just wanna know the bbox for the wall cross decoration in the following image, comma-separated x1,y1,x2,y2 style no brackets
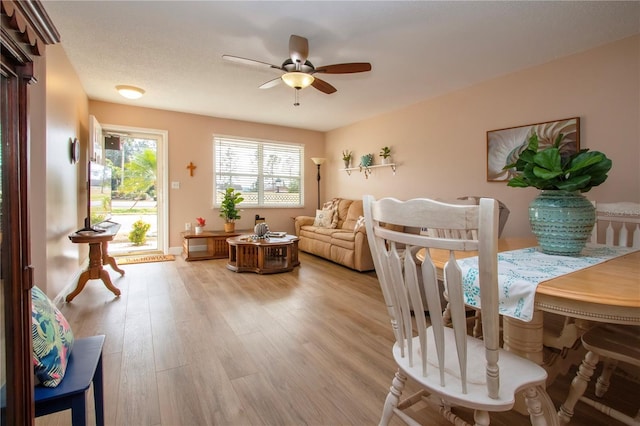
186,162,197,177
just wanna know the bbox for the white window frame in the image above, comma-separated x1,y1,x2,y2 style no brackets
213,135,305,208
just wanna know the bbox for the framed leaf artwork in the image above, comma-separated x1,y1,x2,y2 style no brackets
486,117,580,182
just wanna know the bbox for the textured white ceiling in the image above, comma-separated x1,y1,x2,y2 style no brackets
42,1,640,132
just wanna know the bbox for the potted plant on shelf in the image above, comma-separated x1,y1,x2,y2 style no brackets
342,150,353,168
504,132,612,256
195,217,206,235
379,146,392,165
219,187,244,233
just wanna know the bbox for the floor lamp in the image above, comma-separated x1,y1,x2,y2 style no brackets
311,157,326,209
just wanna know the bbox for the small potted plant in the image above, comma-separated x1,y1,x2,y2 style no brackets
195,217,206,234
379,146,392,165
219,187,244,233
342,150,353,168
504,132,612,255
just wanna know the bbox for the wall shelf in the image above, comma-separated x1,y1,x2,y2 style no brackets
341,163,396,179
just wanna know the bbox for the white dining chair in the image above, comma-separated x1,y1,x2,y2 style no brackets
558,202,640,425
590,202,640,248
364,196,553,426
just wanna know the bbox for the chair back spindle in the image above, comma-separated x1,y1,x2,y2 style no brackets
591,202,640,248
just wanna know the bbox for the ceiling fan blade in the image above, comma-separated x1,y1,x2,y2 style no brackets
311,77,337,94
289,35,309,67
259,77,283,89
315,62,372,74
222,54,282,70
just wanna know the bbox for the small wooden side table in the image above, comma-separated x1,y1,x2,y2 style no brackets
67,225,124,302
226,235,299,274
181,229,247,261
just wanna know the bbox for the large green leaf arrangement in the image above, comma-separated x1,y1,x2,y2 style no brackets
504,133,612,193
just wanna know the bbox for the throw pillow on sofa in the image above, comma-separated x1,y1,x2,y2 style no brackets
32,286,75,387
330,209,339,228
313,209,334,228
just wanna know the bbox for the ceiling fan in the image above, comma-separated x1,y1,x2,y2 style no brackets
222,34,372,105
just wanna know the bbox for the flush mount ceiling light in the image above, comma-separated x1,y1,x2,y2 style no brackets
116,85,145,99
281,72,315,89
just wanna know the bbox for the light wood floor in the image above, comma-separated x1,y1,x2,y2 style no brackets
36,252,637,426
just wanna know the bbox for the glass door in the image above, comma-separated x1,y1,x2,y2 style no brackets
101,125,167,256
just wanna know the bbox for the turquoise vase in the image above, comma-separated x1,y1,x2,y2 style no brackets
529,190,595,256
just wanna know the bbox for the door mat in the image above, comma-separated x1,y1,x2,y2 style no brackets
116,254,175,265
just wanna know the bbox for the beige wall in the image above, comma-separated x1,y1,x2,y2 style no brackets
88,102,325,249
39,34,638,299
43,44,90,297
325,35,640,237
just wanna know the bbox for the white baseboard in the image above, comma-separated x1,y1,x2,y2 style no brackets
53,258,88,308
168,246,183,255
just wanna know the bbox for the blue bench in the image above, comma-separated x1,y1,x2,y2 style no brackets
2,335,105,426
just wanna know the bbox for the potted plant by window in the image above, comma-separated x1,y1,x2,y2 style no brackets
342,150,353,168
219,187,244,233
504,132,612,256
379,146,392,165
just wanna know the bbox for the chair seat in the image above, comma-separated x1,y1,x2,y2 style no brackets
395,327,547,411
34,335,106,425
582,324,640,367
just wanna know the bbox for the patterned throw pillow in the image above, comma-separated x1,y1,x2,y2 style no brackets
353,215,366,233
322,197,341,211
330,208,339,229
32,286,74,387
313,209,334,228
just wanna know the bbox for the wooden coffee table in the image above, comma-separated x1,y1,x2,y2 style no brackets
226,235,299,274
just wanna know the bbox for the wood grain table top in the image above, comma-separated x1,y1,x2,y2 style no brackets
426,238,640,309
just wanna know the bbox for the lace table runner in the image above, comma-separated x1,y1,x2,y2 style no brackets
456,244,638,322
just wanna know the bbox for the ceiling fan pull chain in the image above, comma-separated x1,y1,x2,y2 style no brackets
294,88,300,107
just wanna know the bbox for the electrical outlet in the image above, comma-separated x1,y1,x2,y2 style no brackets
171,181,180,189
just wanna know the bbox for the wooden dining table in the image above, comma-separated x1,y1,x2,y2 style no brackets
426,238,640,369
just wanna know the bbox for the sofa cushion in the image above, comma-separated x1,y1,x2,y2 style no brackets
299,234,332,259
331,232,356,250
331,245,355,268
342,200,364,231
300,227,331,242
314,227,344,236
299,226,346,240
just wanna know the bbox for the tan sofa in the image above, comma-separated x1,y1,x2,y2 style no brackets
294,199,374,272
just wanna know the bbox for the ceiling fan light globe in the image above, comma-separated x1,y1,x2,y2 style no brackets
281,72,314,89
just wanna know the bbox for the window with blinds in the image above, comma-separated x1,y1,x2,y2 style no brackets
214,136,304,207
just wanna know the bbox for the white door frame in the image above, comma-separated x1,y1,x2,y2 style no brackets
102,123,169,254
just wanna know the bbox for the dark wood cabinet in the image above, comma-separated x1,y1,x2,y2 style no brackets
1,2,59,424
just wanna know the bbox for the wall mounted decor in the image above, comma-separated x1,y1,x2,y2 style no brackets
360,153,374,168
486,117,580,182
186,161,197,176
69,137,80,164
